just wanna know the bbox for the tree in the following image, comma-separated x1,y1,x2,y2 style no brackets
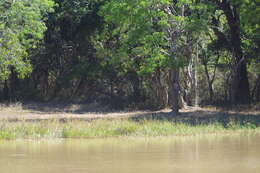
0,0,54,80
205,0,259,104
0,0,257,109
94,0,208,114
29,0,105,100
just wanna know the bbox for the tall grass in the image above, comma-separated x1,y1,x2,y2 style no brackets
0,119,259,140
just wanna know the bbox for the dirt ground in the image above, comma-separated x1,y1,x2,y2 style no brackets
0,102,259,122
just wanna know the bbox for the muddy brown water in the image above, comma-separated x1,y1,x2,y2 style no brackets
0,134,260,173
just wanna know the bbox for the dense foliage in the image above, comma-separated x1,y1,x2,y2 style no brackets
0,0,54,79
0,0,259,112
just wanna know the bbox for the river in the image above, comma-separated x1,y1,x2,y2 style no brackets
0,133,260,173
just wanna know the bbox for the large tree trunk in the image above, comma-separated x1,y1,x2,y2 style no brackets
165,3,184,114
230,61,250,104
218,0,250,104
170,69,180,114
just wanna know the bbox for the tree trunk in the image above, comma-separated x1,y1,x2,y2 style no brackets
230,62,250,104
128,72,142,103
3,80,9,101
253,74,260,102
187,59,193,105
201,51,219,104
194,44,200,106
218,0,250,104
10,68,19,101
170,69,180,115
224,73,232,103
202,61,214,102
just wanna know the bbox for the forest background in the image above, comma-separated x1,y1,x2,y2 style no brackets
0,0,259,114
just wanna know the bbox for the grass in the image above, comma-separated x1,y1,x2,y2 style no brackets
0,118,260,140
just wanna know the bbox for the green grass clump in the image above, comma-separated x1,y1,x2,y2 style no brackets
0,130,16,140
0,119,259,140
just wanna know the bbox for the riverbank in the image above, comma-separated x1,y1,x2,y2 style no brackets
1,119,260,140
0,103,259,140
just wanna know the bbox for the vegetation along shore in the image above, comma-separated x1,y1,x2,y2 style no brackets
1,104,259,140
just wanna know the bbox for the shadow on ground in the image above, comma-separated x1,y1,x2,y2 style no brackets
130,110,260,127
20,102,115,113
1,102,260,127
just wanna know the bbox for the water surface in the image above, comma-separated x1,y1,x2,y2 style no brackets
1,134,260,173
